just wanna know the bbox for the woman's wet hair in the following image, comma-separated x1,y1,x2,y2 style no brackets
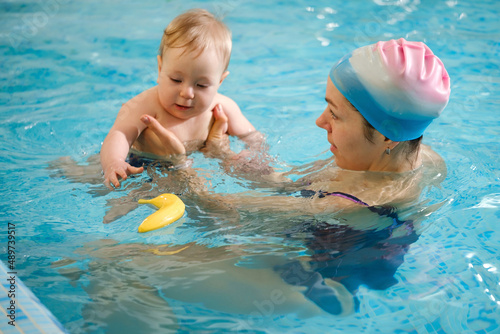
362,117,422,160
346,99,422,163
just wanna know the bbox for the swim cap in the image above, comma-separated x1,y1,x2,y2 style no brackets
330,38,450,141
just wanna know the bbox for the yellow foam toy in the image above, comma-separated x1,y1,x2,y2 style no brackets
137,194,185,233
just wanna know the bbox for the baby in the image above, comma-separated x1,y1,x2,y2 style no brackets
100,9,256,189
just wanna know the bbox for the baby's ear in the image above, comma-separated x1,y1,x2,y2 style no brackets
219,71,229,85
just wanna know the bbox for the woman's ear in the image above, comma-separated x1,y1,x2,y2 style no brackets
157,55,163,84
219,71,230,85
384,137,400,151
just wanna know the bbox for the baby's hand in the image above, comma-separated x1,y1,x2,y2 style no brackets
104,161,143,190
141,115,186,155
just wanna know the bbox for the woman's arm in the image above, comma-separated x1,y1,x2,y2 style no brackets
190,187,362,218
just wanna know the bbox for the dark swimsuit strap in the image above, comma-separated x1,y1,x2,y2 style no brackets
316,191,369,206
312,190,410,229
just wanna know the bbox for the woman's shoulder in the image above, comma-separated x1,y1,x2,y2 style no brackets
420,144,447,185
306,151,443,209
358,144,447,206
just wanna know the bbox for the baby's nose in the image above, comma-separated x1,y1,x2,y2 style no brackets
180,85,194,99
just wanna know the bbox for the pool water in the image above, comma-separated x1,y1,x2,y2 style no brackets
1,0,499,333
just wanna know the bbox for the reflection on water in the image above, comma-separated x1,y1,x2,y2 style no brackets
50,198,437,332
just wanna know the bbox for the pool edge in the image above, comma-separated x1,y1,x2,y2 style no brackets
1,260,68,334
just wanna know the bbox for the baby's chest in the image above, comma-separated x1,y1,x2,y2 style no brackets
167,110,213,140
166,120,211,142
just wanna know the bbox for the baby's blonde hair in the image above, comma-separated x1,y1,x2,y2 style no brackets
158,9,232,72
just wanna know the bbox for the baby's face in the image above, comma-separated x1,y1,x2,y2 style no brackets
156,46,227,120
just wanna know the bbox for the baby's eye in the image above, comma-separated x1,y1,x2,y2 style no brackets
197,83,209,88
170,78,182,83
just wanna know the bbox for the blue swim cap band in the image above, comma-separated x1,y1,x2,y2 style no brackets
329,53,432,142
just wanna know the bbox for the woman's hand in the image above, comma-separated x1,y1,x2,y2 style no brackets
140,115,186,155
202,104,235,159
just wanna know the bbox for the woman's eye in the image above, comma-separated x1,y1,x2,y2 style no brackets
330,110,338,119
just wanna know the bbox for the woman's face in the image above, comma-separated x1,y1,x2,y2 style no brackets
316,78,387,171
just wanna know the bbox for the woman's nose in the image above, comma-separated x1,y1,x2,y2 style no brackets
180,84,194,99
316,110,327,129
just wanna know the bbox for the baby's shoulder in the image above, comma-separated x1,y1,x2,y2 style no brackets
123,87,160,114
213,93,241,115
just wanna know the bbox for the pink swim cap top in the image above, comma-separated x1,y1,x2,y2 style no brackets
330,38,450,141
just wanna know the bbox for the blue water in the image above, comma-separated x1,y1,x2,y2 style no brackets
1,0,499,333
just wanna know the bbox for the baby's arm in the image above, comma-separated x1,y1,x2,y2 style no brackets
205,103,285,185
216,94,255,136
216,94,265,152
100,100,148,189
